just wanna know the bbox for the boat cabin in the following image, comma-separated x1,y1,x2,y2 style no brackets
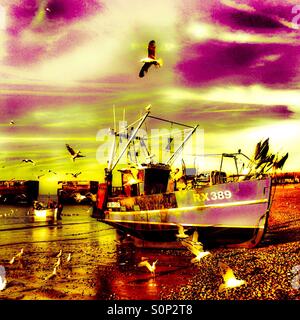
116,163,171,197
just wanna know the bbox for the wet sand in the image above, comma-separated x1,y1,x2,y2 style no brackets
0,185,300,300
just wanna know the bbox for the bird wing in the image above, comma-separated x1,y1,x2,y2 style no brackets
219,262,234,281
223,267,236,283
139,62,153,78
187,244,202,257
145,261,152,270
76,154,85,158
138,260,148,267
192,231,199,243
177,224,184,234
66,144,76,155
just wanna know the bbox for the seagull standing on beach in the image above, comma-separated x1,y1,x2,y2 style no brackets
16,248,24,259
66,253,72,263
9,248,24,264
218,262,246,292
66,144,85,162
56,250,62,258
9,256,15,264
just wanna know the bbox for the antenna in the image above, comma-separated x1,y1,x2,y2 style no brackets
113,105,116,132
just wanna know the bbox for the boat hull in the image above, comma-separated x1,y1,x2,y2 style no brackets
101,178,272,248
33,208,58,222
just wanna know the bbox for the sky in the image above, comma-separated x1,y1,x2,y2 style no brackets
0,0,300,194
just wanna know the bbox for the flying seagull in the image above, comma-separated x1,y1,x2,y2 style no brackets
47,170,57,175
176,224,189,239
139,40,163,78
9,248,24,264
9,120,15,125
66,172,82,178
138,259,158,276
66,144,85,162
181,235,211,263
72,193,87,203
21,159,35,164
218,262,246,292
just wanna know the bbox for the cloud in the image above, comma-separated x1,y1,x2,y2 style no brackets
175,40,300,87
214,0,298,32
2,0,180,84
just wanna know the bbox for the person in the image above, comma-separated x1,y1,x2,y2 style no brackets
57,202,63,220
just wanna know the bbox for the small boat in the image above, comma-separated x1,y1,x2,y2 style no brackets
31,201,58,221
93,108,273,248
33,208,58,221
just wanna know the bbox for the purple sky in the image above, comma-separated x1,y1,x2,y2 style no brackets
0,0,299,192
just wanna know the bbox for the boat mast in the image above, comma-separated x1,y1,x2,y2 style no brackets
106,106,151,175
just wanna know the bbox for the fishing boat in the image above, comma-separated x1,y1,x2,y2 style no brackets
93,107,273,248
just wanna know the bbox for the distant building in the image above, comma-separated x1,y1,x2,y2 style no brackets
0,180,39,205
272,172,300,185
